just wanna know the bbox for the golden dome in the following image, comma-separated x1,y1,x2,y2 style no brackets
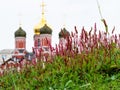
34,17,47,35
34,1,47,35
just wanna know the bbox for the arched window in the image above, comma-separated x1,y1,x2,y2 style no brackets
38,39,40,47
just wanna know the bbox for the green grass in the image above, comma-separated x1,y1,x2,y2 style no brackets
0,47,120,90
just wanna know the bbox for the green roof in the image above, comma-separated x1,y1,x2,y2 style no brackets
40,24,52,34
59,28,70,38
15,27,26,37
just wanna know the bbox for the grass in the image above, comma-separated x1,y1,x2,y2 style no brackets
0,48,120,89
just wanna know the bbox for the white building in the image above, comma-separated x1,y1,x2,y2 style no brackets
0,49,14,65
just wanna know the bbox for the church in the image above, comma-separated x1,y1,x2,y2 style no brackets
0,1,69,64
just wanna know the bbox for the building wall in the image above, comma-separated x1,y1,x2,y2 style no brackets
33,34,52,59
15,37,26,49
34,34,40,48
59,37,67,49
40,34,52,46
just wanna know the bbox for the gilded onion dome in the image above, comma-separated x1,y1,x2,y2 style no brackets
34,1,47,35
59,28,70,38
15,27,26,37
34,17,47,35
40,24,52,34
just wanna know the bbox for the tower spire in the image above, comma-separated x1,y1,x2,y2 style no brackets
34,0,47,34
41,0,45,18
18,13,22,27
40,0,47,25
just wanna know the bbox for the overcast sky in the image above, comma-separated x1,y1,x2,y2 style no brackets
0,0,120,51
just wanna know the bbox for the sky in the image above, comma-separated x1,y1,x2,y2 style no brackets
0,0,120,52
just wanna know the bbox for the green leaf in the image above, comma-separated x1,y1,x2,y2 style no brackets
65,80,72,87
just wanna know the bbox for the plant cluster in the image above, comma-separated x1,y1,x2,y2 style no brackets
55,23,120,75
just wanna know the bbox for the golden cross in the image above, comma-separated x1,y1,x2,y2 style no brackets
41,1,46,16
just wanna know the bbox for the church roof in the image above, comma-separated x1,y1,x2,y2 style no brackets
59,28,70,38
0,49,14,54
34,17,47,35
40,24,52,34
34,1,47,35
15,27,26,37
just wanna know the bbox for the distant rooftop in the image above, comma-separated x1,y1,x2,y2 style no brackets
0,49,14,54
